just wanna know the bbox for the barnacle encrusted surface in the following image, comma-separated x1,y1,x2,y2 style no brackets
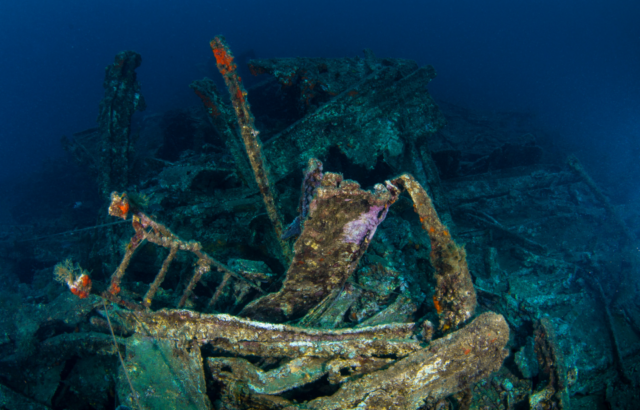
207,312,509,410
390,174,477,330
116,308,421,359
240,172,398,322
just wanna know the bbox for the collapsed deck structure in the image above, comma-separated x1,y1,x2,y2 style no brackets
0,36,639,410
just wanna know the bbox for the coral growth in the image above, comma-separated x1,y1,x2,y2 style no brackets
53,259,92,299
209,35,291,263
103,191,263,309
390,174,477,331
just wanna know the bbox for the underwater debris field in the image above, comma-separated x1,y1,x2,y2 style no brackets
0,37,639,410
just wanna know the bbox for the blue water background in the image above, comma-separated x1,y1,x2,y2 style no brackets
1,0,639,200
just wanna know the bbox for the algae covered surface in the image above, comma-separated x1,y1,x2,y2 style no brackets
1,37,639,410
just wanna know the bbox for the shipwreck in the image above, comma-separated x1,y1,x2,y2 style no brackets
0,35,639,410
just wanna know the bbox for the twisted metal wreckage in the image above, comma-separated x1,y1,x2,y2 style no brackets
92,37,509,409
25,35,596,409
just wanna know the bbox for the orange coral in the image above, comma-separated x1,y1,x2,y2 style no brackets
54,259,92,299
109,282,121,295
118,202,130,216
70,286,89,299
108,192,130,220
235,87,245,104
211,41,236,76
433,295,443,314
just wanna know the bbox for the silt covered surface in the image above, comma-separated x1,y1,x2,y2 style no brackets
0,45,639,410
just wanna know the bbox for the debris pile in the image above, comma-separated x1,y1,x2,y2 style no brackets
0,35,639,410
